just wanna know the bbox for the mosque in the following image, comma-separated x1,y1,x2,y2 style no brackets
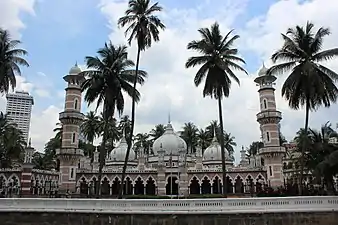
51,63,286,197
0,63,289,197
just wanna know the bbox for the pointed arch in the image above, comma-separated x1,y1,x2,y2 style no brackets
112,176,121,182
234,174,244,181
8,174,20,186
89,175,98,182
210,174,222,183
124,175,133,184
189,176,201,183
134,175,145,184
77,175,88,186
202,175,211,181
101,175,111,183
244,174,254,181
145,175,157,186
255,173,266,182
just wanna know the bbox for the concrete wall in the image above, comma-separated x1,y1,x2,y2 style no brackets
1,212,337,225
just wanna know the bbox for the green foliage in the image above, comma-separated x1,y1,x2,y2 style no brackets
0,112,26,168
0,28,29,94
293,122,338,193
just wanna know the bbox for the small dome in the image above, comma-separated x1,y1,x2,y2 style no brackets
152,123,187,155
109,137,135,161
203,136,230,161
258,63,268,76
69,63,82,75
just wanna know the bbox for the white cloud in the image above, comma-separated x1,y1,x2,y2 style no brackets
30,105,62,152
97,0,338,162
34,89,50,98
0,0,36,38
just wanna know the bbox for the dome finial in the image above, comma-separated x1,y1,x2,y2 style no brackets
75,61,78,67
212,127,218,143
168,112,171,124
28,138,31,147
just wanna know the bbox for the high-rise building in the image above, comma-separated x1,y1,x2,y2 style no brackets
6,91,34,143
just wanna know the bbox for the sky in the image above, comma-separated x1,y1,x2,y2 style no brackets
1,0,338,161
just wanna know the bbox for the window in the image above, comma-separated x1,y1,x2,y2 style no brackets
269,166,273,177
72,133,76,143
74,99,78,110
263,99,267,109
266,132,270,142
70,168,74,179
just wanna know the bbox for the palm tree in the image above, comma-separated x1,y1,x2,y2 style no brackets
81,111,100,144
0,112,26,168
0,28,29,94
206,120,221,141
118,0,165,199
81,43,147,197
197,129,209,153
268,22,338,193
149,124,165,140
134,133,151,154
180,122,199,154
104,117,121,153
223,132,236,158
186,22,247,196
247,141,264,157
118,115,132,141
53,123,62,144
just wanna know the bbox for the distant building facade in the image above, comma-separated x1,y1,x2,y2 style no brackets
6,91,34,143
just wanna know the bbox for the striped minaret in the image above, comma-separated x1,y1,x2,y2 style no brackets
21,139,35,196
56,63,85,193
254,64,286,187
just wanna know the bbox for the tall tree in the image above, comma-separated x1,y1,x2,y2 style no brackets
268,22,338,193
180,122,199,154
0,112,26,168
134,133,151,154
81,43,146,197
197,129,209,153
118,0,165,199
149,124,165,140
81,111,100,144
0,28,29,94
186,22,247,196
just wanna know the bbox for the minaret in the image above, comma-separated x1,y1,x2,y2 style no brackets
56,63,85,192
254,64,285,187
21,138,35,196
239,146,249,167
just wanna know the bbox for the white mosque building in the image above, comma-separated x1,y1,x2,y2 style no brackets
55,63,286,196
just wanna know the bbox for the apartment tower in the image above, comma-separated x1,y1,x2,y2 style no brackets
6,91,34,143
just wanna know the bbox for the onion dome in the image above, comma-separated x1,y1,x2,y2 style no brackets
258,63,268,76
69,62,82,75
152,123,187,155
108,136,135,161
203,134,230,161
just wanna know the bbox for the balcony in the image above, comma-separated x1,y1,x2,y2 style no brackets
56,148,84,156
258,146,285,155
256,110,282,121
59,111,84,121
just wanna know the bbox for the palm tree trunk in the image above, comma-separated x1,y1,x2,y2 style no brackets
299,97,310,195
217,96,227,197
118,47,141,199
97,111,109,198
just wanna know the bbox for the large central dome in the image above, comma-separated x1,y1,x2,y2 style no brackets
152,123,187,155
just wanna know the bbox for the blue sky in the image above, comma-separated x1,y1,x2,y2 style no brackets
1,0,338,158
19,0,274,110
